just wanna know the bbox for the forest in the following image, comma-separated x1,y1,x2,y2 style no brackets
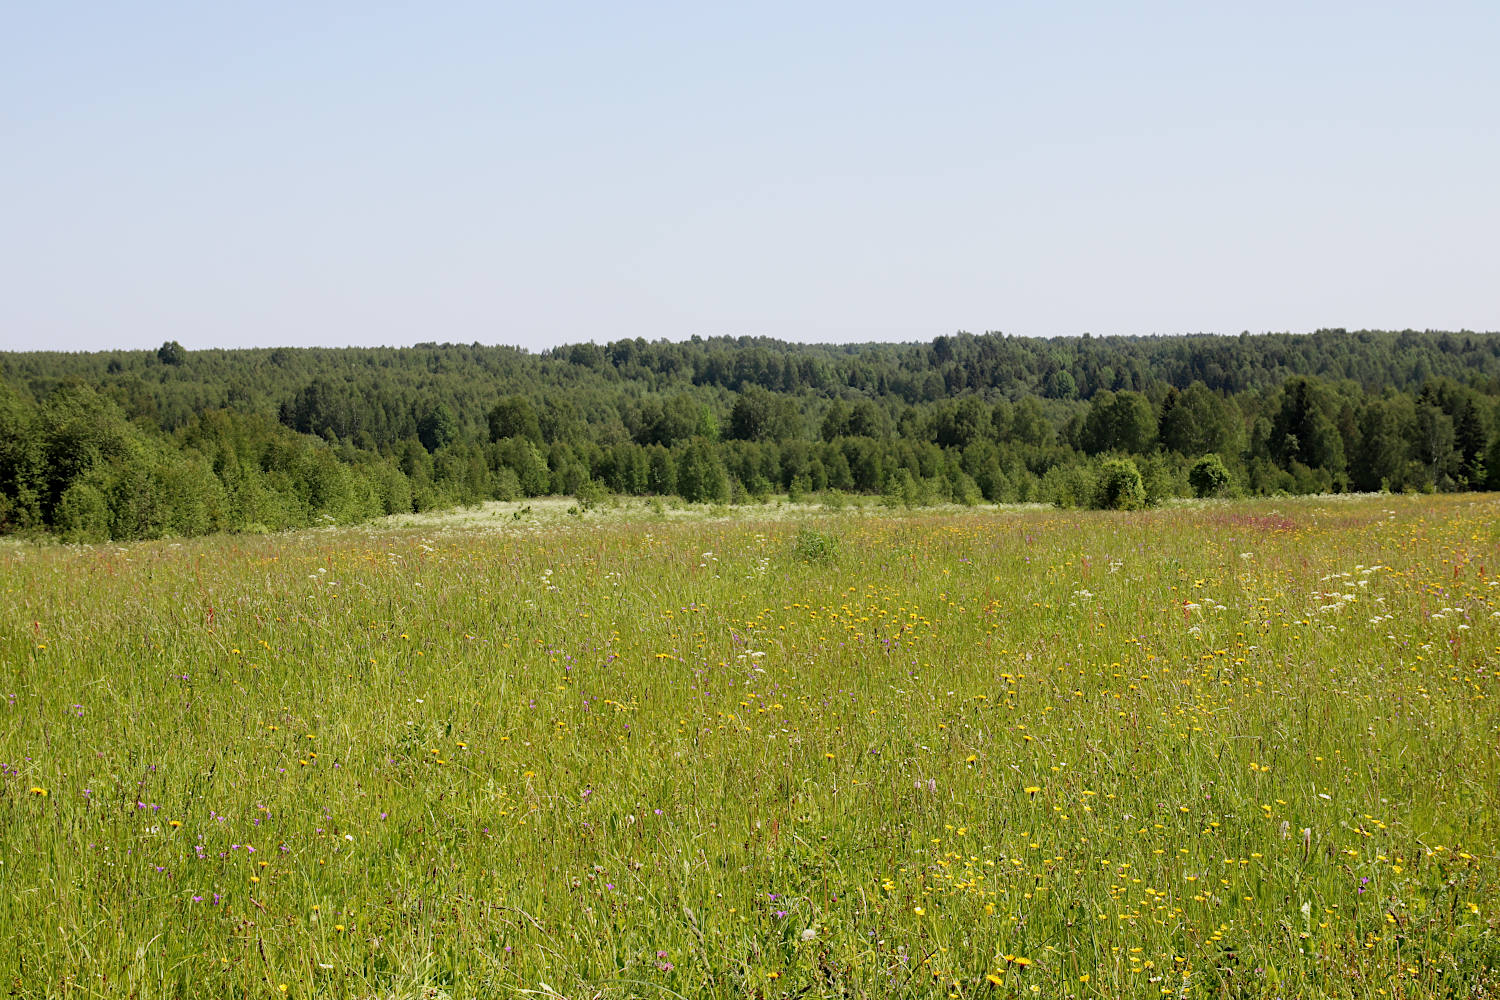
1,328,1497,541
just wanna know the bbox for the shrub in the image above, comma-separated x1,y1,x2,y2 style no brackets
1094,458,1147,510
575,478,608,511
1188,453,1233,498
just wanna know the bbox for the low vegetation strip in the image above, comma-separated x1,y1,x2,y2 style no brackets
1,494,1496,997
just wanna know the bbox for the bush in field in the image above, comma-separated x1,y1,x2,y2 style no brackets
1094,457,1146,510
1189,453,1233,498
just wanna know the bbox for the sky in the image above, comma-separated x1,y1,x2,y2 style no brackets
3,2,1498,353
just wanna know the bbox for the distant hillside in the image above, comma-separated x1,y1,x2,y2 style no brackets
2,329,1497,540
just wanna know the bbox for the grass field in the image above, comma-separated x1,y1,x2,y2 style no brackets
2,494,1497,998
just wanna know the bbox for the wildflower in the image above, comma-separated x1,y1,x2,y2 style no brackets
1024,786,1041,797
27,787,47,797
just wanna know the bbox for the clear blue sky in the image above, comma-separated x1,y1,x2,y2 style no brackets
4,2,1497,352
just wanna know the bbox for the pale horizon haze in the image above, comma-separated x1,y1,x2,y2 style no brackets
3,2,1497,353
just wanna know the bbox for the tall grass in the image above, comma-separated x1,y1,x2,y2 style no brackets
1,494,1496,998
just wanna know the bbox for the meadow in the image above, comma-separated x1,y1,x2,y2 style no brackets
1,494,1497,999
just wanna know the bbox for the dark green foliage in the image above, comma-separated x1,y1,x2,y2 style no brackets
1189,454,1233,498
729,386,801,441
1045,369,1077,399
1268,378,1346,479
630,395,702,447
933,396,993,448
675,438,728,504
880,468,918,508
1415,379,1489,488
487,395,542,445
1041,464,1097,509
1159,383,1242,457
417,402,457,452
1008,397,1053,448
493,437,550,496
1081,391,1157,455
1411,403,1458,489
54,481,110,542
1350,398,1410,492
0,381,43,531
1138,452,1187,505
646,446,677,496
1094,458,1147,510
3,329,1500,539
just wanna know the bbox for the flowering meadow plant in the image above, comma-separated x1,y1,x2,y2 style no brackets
1,493,1496,997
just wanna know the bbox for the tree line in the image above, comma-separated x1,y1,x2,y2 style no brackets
1,329,1497,540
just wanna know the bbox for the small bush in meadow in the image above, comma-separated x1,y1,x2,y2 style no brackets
1093,457,1147,509
1189,452,1233,498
